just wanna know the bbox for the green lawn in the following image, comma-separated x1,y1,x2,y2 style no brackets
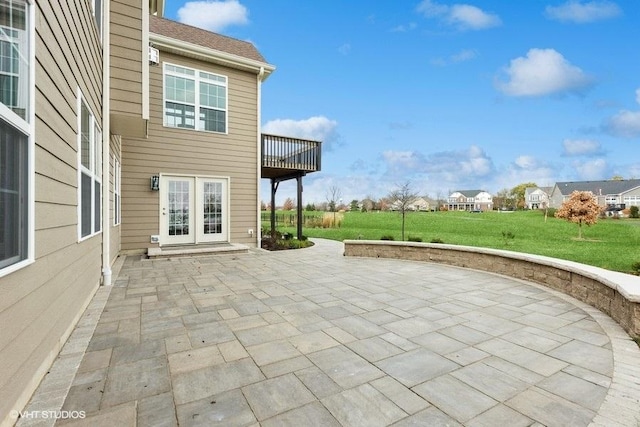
273,210,640,273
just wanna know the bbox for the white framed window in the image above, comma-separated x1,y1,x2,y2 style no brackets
163,63,227,133
623,196,640,206
91,0,102,38
78,91,102,239
1,0,32,275
113,157,120,225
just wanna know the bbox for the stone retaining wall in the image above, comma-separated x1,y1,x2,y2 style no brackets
344,240,640,338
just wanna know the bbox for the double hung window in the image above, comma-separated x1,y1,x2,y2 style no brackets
0,0,31,273
113,157,120,225
164,63,227,133
78,94,102,238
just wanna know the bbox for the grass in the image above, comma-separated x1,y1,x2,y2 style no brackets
274,210,640,273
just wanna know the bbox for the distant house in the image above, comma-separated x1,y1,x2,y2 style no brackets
549,180,640,213
525,186,552,209
389,196,433,212
447,190,493,211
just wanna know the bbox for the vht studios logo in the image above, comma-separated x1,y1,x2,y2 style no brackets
10,410,86,420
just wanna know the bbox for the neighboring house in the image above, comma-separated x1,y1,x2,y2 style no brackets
390,197,430,211
447,190,493,211
525,186,552,210
549,180,640,212
0,2,317,424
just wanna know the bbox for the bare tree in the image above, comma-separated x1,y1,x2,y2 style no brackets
555,191,601,239
326,186,342,212
388,181,419,241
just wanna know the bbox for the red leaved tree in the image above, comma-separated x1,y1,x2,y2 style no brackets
554,191,601,239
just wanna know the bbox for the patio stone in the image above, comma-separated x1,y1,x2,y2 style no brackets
242,373,315,421
307,345,384,388
176,389,255,427
260,401,340,427
172,358,264,405
506,387,595,426
413,374,498,423
20,238,640,427
375,348,459,387
321,383,407,427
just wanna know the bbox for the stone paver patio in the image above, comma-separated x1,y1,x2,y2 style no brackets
16,239,640,426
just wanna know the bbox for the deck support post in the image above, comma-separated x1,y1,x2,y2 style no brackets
296,175,303,240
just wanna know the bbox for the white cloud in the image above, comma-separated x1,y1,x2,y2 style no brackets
545,1,621,23
562,139,603,156
338,43,351,56
262,116,340,151
177,0,249,32
604,110,640,138
431,49,478,67
416,0,501,31
574,158,608,180
493,155,557,190
495,48,594,97
390,22,418,32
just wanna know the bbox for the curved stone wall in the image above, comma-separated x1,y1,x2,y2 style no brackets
344,240,640,338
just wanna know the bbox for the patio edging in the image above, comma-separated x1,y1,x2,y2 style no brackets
343,240,640,338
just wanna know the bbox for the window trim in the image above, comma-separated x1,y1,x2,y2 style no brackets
162,62,228,134
91,0,102,40
77,88,102,241
113,156,121,225
0,0,34,278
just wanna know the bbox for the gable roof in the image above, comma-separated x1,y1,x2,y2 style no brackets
453,190,487,198
555,179,640,196
525,186,552,197
149,16,275,76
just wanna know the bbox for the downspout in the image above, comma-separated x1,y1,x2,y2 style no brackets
101,0,111,286
256,66,264,247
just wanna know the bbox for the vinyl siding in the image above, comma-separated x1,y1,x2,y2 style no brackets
110,0,143,117
0,0,104,423
121,51,259,251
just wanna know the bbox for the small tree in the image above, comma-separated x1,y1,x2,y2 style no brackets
282,197,294,211
555,191,601,239
388,181,418,241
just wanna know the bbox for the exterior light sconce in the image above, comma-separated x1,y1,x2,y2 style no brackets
151,175,160,191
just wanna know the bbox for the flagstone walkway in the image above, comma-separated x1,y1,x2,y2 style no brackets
16,239,640,426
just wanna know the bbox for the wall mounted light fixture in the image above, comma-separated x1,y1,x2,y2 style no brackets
151,175,160,191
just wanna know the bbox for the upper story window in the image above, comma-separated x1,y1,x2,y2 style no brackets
78,92,102,239
163,63,227,133
0,0,31,274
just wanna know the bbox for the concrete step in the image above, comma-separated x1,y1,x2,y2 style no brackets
147,243,249,259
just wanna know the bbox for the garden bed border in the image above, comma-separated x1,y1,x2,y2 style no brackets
343,240,640,338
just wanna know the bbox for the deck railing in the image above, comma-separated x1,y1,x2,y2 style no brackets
261,133,321,172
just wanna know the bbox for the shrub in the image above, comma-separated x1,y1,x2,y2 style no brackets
322,212,344,228
501,230,515,245
430,238,444,243
380,235,395,241
630,206,639,218
545,208,557,217
407,236,422,242
632,261,640,276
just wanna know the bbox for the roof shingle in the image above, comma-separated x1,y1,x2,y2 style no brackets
150,16,267,63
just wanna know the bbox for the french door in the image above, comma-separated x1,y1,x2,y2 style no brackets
160,175,228,245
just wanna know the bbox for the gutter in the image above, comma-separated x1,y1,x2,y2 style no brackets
101,0,111,286
256,66,265,248
149,33,275,78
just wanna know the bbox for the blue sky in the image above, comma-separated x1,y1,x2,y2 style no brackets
164,0,640,204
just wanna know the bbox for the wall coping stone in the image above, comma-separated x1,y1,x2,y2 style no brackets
343,240,640,303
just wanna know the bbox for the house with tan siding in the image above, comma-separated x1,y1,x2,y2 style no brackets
0,1,317,425
549,179,640,212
